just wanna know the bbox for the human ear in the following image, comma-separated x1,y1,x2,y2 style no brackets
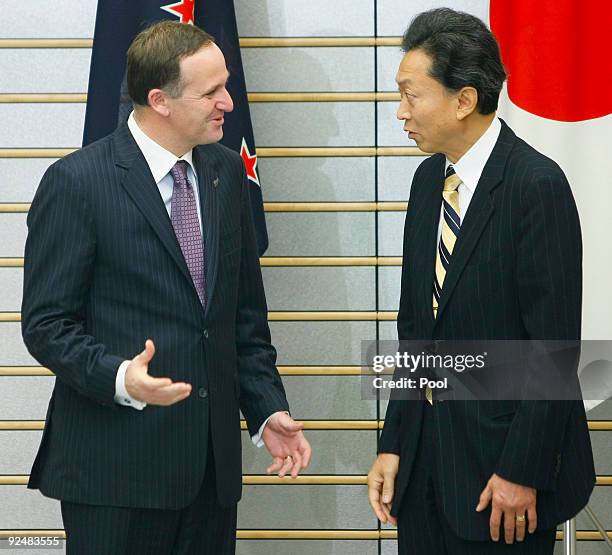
147,89,170,117
456,87,478,120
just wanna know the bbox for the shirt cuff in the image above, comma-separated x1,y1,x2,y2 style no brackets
251,411,289,448
114,360,146,410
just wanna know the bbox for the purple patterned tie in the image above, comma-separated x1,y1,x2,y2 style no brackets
170,161,206,306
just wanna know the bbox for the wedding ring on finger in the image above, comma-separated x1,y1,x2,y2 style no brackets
515,514,526,523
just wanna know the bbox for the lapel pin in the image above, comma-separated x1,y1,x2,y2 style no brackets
213,177,219,188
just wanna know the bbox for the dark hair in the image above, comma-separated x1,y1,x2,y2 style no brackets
401,8,507,114
127,21,214,106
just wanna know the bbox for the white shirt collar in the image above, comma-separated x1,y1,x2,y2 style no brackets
127,111,195,184
446,117,502,194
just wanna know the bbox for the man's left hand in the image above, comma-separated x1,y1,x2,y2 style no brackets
262,412,312,478
476,473,537,543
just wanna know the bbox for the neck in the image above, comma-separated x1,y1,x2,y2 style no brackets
133,109,190,158
445,113,496,164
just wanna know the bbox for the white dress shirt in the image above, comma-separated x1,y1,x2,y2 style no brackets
114,112,270,446
437,117,502,240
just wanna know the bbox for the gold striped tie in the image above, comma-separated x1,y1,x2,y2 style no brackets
427,165,461,404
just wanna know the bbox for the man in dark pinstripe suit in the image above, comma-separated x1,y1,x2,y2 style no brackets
367,9,595,554
21,21,310,554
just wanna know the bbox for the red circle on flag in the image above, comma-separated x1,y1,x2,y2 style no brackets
490,0,611,122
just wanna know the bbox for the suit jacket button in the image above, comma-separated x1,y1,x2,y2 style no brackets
203,329,209,339
198,387,208,399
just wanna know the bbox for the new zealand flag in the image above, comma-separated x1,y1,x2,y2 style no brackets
83,0,268,254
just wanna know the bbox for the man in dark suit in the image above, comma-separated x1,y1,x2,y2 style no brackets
367,8,595,554
21,21,311,554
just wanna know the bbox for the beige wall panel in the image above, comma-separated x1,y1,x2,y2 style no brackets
377,156,427,201
588,400,612,420
280,376,376,420
263,267,375,311
377,211,404,256
0,104,85,148
250,102,374,147
376,0,489,36
243,47,374,92
237,485,374,529
0,213,27,257
238,540,378,555
259,157,375,202
236,0,373,37
0,377,55,420
0,268,22,311
378,266,401,312
0,323,38,365
0,431,42,475
0,486,63,529
270,321,376,365
377,101,416,147
0,0,96,38
242,430,377,476
376,46,404,92
265,212,375,256
0,159,56,202
0,50,91,94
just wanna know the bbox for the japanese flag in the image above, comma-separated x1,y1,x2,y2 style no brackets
489,0,611,340
489,0,611,409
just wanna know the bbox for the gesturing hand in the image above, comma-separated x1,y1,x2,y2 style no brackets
262,412,312,478
125,339,192,406
367,453,400,525
476,473,537,543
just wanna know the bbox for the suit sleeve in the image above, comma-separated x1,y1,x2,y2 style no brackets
378,166,422,455
495,167,582,491
21,161,123,406
234,163,289,435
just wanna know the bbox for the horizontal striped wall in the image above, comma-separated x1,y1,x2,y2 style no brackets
0,1,609,553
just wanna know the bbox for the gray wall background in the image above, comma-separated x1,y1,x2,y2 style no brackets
0,0,609,553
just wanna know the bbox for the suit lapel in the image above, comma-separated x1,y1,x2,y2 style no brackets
434,178,495,322
193,146,220,318
112,124,197,302
414,158,445,329
433,119,516,324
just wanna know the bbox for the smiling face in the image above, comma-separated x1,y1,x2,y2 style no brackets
395,48,462,156
165,43,234,149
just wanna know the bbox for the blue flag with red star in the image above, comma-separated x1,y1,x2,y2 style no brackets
83,0,268,254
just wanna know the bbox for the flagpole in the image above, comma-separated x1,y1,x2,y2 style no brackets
563,518,576,555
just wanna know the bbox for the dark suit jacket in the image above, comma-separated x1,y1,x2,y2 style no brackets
379,120,595,540
21,123,289,509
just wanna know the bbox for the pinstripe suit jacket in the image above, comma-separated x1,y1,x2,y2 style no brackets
379,120,595,540
21,123,289,509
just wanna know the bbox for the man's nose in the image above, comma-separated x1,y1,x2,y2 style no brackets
397,102,410,121
220,88,234,113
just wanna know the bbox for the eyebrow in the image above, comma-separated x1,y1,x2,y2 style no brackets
396,78,413,87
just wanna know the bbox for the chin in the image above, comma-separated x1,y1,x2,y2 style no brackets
415,139,431,152
211,128,224,142
200,130,223,145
